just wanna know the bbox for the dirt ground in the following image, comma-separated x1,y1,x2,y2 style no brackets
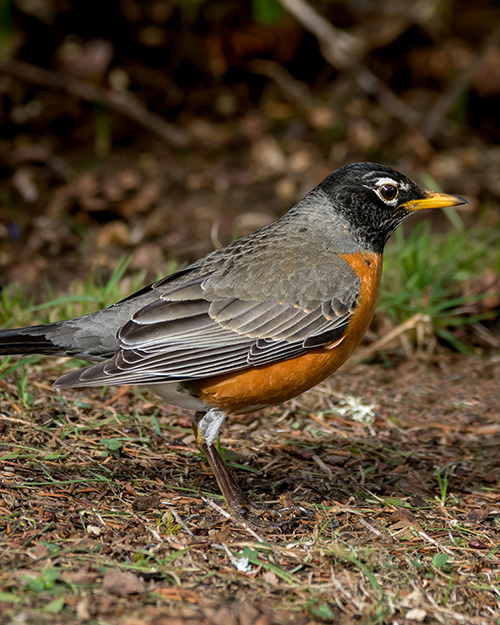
0,351,499,624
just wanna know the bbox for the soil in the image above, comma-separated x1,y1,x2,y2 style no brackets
0,353,499,624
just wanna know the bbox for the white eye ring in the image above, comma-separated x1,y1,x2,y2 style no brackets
378,183,399,202
363,175,407,205
366,177,400,205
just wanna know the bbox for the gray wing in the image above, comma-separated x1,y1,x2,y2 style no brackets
55,266,360,388
55,215,362,389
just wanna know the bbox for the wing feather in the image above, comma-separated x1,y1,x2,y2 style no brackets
55,257,361,388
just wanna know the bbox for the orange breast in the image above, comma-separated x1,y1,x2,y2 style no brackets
190,251,382,413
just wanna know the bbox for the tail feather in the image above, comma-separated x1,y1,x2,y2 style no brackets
0,324,66,356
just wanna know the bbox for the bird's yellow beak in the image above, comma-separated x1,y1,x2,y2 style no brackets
402,191,468,212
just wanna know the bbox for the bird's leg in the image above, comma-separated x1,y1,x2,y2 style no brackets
192,409,255,518
192,410,305,528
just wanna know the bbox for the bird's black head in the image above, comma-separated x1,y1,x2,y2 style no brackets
318,162,466,253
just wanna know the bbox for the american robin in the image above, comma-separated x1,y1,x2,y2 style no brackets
0,162,466,521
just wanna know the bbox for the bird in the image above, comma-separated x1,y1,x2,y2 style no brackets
0,162,466,523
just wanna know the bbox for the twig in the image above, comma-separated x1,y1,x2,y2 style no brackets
278,0,421,128
248,59,312,106
417,530,455,556
0,60,190,148
311,453,333,478
344,313,432,368
278,0,362,70
0,412,32,425
421,42,493,140
358,516,396,544
471,322,500,349
165,505,195,537
355,68,421,127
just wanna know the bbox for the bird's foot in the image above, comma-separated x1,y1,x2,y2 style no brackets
219,489,310,532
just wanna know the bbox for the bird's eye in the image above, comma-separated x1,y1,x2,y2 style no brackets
379,183,398,201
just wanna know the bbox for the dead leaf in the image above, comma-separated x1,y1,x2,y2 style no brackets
62,566,98,585
132,494,161,511
76,597,92,620
155,588,200,603
468,539,489,550
405,607,427,621
102,569,146,595
32,542,51,560
465,506,490,523
261,570,278,586
86,525,102,537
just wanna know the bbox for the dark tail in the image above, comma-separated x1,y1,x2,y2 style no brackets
0,324,66,356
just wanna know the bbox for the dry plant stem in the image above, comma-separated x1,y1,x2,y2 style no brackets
0,61,190,148
357,516,396,544
355,68,421,127
344,312,431,368
0,412,31,425
165,505,195,537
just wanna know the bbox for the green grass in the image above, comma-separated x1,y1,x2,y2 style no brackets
0,257,158,384
0,256,168,329
381,220,500,352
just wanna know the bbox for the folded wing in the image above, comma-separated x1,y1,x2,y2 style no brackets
55,268,359,388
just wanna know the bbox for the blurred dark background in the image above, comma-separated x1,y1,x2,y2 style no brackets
0,0,499,291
